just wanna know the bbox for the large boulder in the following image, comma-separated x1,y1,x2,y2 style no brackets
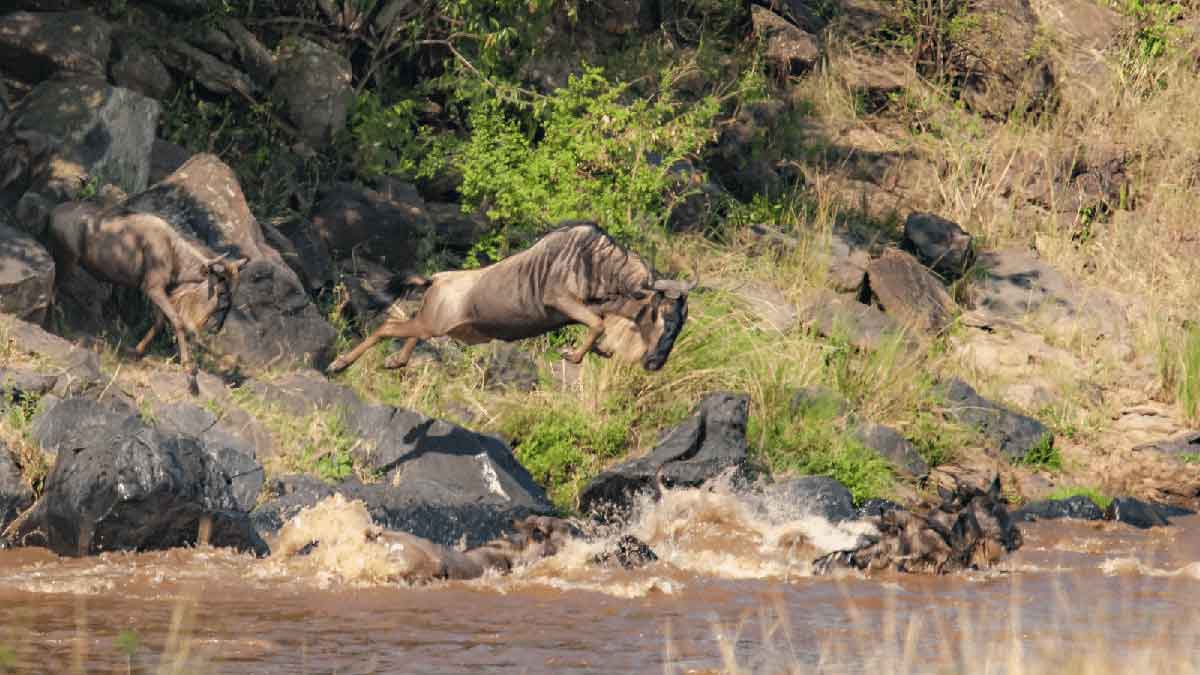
109,29,174,100
578,392,750,518
8,78,160,197
123,153,336,369
952,0,1055,119
758,476,856,524
157,39,257,98
8,397,268,556
310,181,432,270
0,441,34,533
798,289,910,352
0,221,54,324
939,378,1051,462
151,402,265,512
751,5,820,76
0,10,111,83
0,315,102,396
901,213,975,281
272,37,352,148
864,249,957,334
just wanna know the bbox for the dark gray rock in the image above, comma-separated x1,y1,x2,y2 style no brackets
276,219,333,291
151,402,264,512
760,476,856,523
484,345,539,392
1013,495,1104,522
427,202,489,253
902,212,975,281
0,315,102,396
12,398,267,556
0,221,54,324
0,441,33,532
311,181,432,270
1106,497,1170,529
939,378,1051,462
798,289,912,352
578,392,750,518
272,37,351,148
110,30,173,100
751,5,820,76
864,248,957,334
219,18,276,90
124,154,336,370
9,78,160,197
157,39,257,98
0,367,56,401
0,11,111,83
852,423,930,478
147,138,190,185
855,498,901,519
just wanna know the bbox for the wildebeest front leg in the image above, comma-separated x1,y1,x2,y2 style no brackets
383,337,419,369
548,296,605,364
145,286,199,394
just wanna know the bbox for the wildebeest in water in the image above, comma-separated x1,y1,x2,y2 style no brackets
814,476,1023,575
327,221,697,374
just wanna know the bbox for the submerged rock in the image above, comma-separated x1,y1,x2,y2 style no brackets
578,392,750,519
1013,495,1105,522
8,397,267,556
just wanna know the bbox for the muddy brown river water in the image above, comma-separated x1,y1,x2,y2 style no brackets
0,489,1197,674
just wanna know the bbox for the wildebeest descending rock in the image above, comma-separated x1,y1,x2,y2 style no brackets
327,221,696,373
813,476,1022,575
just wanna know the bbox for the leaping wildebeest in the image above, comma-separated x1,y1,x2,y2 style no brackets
47,202,248,394
327,221,697,374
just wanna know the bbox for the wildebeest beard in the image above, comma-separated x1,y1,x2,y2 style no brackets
643,296,688,371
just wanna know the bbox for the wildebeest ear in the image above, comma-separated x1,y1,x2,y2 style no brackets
232,257,249,272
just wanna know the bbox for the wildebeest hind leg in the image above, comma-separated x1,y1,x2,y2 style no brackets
134,312,165,357
327,316,429,373
383,337,419,369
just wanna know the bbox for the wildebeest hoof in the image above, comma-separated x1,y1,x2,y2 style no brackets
562,350,585,364
187,373,200,396
325,359,347,374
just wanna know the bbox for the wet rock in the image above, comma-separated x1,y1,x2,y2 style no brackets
0,441,33,532
0,221,54,324
855,498,901,519
0,11,111,83
901,213,975,281
579,392,750,518
939,378,1051,462
592,535,658,569
11,397,267,556
124,153,336,370
1013,495,1105,522
0,315,102,396
151,402,264,512
798,289,910,352
9,79,160,197
761,476,856,523
484,344,538,392
254,469,554,550
852,423,930,478
158,39,257,98
864,249,957,334
272,37,352,148
110,30,173,100
953,0,1055,119
1106,497,1170,529
311,181,432,270
751,5,820,76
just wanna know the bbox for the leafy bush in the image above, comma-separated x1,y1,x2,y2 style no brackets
453,66,720,246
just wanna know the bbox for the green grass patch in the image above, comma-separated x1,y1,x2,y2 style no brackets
229,391,364,483
1046,485,1112,510
1012,434,1062,471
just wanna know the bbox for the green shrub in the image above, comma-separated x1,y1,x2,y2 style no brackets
1012,434,1062,471
1177,324,1200,422
453,66,720,248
